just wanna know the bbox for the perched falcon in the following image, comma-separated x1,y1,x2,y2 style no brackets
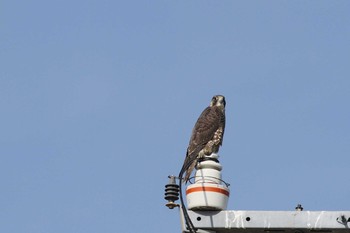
180,95,226,183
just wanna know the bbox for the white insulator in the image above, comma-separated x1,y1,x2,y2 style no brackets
186,153,230,210
196,160,222,170
195,160,222,184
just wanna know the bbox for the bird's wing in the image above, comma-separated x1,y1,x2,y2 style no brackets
219,110,226,146
187,106,223,155
180,106,223,178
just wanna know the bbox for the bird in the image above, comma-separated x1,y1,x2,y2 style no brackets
180,95,226,183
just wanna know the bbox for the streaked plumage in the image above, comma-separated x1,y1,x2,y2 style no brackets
181,95,226,182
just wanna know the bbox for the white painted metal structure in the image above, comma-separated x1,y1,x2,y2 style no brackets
174,153,349,233
180,210,350,233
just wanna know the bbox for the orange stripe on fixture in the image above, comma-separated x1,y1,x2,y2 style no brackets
186,186,229,196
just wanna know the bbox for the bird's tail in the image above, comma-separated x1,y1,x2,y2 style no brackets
179,151,198,183
181,145,205,181
183,161,196,183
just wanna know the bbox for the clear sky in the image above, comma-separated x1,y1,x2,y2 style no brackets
1,1,350,233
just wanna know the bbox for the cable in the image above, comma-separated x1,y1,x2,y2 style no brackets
178,162,197,233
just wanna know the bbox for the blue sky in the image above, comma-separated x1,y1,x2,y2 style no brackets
1,1,350,233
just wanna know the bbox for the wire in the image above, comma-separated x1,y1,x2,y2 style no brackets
178,162,197,233
188,175,230,187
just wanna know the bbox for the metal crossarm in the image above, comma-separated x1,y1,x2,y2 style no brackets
181,210,350,233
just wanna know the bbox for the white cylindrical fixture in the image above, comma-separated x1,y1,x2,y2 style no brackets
186,183,229,210
186,153,230,210
195,159,222,184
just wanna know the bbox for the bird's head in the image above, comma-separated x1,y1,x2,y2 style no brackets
210,95,226,108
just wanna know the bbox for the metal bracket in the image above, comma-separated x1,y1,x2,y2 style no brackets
180,210,350,233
